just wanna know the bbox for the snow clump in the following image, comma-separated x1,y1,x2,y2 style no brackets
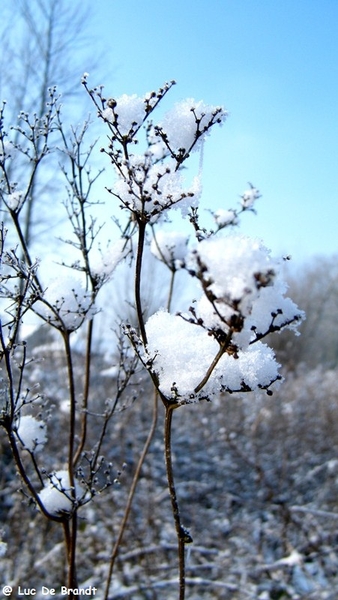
188,234,304,348
145,234,304,402
15,415,47,452
214,209,238,227
6,190,24,211
145,310,280,401
102,93,146,136
38,470,84,516
158,98,227,154
241,185,261,209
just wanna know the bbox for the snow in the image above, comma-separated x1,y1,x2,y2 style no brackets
150,230,189,268
158,98,227,154
102,93,146,136
144,234,304,401
1,76,315,596
15,415,47,452
187,234,304,348
0,139,15,161
214,209,238,227
38,470,84,516
35,276,95,331
240,185,261,208
188,234,274,306
145,310,281,401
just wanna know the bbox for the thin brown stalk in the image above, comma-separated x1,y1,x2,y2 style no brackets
62,331,79,591
164,404,190,600
104,390,158,600
167,268,176,312
62,332,77,482
73,318,93,466
135,219,147,345
67,513,78,589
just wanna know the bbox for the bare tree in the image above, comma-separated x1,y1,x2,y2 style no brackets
0,0,100,249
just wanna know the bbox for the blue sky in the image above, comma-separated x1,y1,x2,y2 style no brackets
86,0,338,263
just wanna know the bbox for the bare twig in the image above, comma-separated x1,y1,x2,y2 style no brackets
104,390,159,599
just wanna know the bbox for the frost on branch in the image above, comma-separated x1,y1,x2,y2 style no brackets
91,238,129,282
145,234,305,402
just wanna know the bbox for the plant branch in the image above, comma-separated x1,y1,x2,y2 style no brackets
164,404,192,600
73,318,93,466
104,390,159,599
135,219,147,345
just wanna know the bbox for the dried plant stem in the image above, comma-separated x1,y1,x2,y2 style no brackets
104,390,159,600
164,404,190,600
68,514,78,589
63,331,78,590
135,219,147,345
62,518,78,594
167,268,176,312
63,332,76,481
73,318,93,466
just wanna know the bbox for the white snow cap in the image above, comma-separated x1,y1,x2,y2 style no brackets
145,310,280,401
188,234,304,345
38,470,84,516
214,209,238,227
159,98,227,153
6,190,24,211
16,415,47,452
102,93,146,135
241,185,260,209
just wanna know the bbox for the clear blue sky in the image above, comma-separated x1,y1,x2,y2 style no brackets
87,0,338,263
